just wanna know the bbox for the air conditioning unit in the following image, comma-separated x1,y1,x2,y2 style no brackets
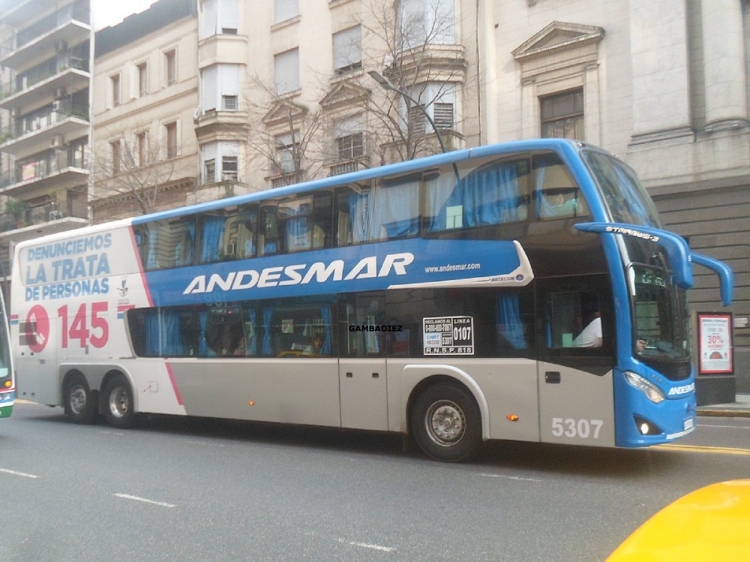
54,87,66,100
55,41,67,52
48,210,63,220
50,135,64,148
52,100,61,111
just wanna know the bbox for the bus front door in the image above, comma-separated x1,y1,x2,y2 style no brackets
536,277,616,447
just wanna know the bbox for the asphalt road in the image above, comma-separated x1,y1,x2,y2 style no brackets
2,402,749,562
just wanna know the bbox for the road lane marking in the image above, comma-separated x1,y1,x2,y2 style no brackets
337,538,395,552
480,473,542,482
114,493,176,508
654,444,750,456
0,468,39,478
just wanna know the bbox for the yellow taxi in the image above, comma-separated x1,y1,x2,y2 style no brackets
607,480,750,561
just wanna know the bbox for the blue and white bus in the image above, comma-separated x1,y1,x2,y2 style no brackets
10,139,733,461
0,290,14,418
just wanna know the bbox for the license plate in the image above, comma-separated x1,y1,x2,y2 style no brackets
684,418,694,431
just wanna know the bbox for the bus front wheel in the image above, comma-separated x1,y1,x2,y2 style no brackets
102,375,137,429
411,383,482,462
63,373,96,424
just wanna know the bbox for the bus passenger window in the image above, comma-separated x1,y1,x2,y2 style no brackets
544,291,602,349
347,176,419,243
534,156,589,219
424,158,530,233
260,302,333,358
222,206,258,260
259,205,280,256
144,218,195,269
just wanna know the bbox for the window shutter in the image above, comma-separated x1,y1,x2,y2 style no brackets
333,26,361,72
274,0,298,24
202,0,218,38
274,49,299,95
202,66,218,112
221,0,239,32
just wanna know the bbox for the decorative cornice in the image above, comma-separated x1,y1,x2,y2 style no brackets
262,100,308,127
320,82,370,111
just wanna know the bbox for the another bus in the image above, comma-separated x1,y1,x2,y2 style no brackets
0,289,15,418
10,139,733,461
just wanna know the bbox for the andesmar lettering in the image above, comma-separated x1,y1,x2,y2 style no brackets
183,252,414,295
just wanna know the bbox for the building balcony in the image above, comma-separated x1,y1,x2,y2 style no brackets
0,2,90,70
0,159,88,199
0,105,88,159
193,108,249,140
0,207,88,244
326,156,370,176
0,66,89,112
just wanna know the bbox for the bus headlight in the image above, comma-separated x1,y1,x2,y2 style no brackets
624,371,665,404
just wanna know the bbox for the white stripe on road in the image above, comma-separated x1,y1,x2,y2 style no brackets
114,493,176,508
0,468,39,479
480,473,542,482
337,538,395,552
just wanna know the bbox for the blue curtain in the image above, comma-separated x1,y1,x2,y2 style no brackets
349,191,372,243
430,163,521,230
246,308,257,357
262,307,274,357
321,305,332,355
161,312,184,356
174,223,195,266
349,185,418,242
496,295,527,349
286,217,309,251
146,226,158,269
201,217,225,263
198,311,208,356
145,311,160,356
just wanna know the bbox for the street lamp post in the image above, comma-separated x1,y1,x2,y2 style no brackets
368,70,448,154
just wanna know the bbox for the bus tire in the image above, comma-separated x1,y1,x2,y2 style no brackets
102,375,137,429
411,383,482,462
63,373,97,424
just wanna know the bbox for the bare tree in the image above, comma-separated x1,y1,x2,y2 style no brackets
91,125,191,221
356,0,470,162
242,76,325,188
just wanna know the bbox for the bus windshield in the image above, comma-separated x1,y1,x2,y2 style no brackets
630,264,690,364
582,150,662,228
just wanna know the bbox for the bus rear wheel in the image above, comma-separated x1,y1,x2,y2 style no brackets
63,373,96,424
102,375,137,429
411,383,482,462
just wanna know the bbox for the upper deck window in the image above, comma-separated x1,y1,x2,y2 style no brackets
424,157,530,232
583,150,661,228
534,154,589,219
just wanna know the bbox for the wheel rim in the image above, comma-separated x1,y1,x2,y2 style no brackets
108,386,130,419
424,400,466,447
69,385,87,415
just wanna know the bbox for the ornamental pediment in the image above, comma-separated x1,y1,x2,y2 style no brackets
320,82,370,111
262,100,308,127
512,21,604,62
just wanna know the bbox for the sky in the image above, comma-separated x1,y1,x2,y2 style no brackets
93,0,156,30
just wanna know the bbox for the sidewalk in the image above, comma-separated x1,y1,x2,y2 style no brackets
696,394,750,418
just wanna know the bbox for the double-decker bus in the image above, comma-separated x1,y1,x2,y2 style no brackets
10,139,733,461
0,290,14,418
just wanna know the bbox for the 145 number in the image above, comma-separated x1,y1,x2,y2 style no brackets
58,303,109,348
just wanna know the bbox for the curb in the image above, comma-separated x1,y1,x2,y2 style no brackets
697,409,750,418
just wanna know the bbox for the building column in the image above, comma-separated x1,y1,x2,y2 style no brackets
629,0,692,139
521,78,537,139
701,0,748,130
584,63,601,146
